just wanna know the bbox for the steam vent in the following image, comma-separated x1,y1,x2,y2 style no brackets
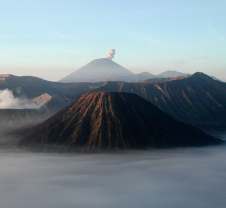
19,92,221,150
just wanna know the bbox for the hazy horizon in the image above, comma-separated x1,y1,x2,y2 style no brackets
0,1,225,81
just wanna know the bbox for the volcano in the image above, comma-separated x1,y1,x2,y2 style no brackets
19,92,221,150
59,58,134,83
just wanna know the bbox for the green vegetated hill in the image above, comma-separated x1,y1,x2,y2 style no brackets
93,73,226,130
19,92,221,150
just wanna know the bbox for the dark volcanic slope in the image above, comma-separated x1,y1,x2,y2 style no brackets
0,74,103,98
20,92,220,150
0,109,51,134
33,93,71,112
142,75,191,84
94,73,226,130
125,72,158,82
0,94,72,134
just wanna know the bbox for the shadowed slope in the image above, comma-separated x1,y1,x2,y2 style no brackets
0,74,104,98
19,92,221,150
94,73,226,130
0,93,71,134
0,109,50,134
33,93,71,112
142,74,191,84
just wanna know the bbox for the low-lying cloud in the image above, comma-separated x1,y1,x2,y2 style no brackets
0,143,226,208
0,89,40,109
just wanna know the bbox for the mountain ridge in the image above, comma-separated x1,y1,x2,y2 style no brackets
59,59,190,83
19,92,221,150
93,73,226,130
158,70,189,78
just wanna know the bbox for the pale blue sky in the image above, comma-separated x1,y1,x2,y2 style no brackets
0,0,225,81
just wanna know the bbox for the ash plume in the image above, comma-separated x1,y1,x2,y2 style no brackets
105,49,115,59
0,89,40,109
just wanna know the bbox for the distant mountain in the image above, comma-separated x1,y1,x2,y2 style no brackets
60,58,165,83
142,75,191,84
126,72,158,82
93,73,226,130
0,74,103,98
0,74,105,133
19,92,221,150
60,58,135,83
158,70,189,78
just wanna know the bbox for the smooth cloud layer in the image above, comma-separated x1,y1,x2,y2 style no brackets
0,141,226,208
0,89,40,109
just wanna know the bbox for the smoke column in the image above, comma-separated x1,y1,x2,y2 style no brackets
105,49,115,59
0,89,40,109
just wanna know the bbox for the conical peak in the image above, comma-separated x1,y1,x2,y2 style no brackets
189,72,215,82
59,58,134,83
20,91,220,150
88,58,113,65
93,58,114,62
85,58,122,68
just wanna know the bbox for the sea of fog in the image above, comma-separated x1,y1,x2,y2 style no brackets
0,134,226,208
